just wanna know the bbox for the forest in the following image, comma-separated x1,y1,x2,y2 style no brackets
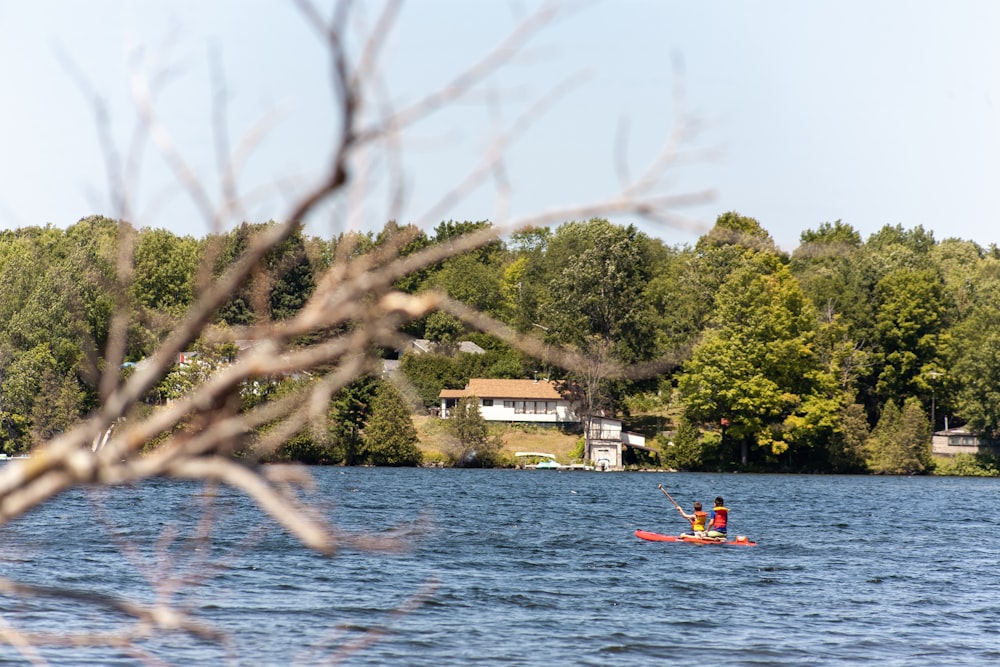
3,211,999,475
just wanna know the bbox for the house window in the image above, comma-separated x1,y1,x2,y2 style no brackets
482,399,493,407
504,400,514,409
515,401,525,414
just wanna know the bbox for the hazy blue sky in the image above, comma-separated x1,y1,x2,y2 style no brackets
2,1,998,251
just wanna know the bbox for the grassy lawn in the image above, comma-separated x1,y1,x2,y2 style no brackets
413,415,581,464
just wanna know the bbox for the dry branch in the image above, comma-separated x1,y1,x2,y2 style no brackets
0,1,713,659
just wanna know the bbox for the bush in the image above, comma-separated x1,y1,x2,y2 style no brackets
933,453,1000,477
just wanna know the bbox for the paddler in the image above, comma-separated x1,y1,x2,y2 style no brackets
677,501,708,538
705,496,729,541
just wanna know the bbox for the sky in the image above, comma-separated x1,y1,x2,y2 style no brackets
1,1,999,251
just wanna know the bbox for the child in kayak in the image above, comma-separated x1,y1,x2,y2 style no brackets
677,501,708,538
706,496,729,541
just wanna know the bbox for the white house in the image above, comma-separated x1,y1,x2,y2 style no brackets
438,378,577,425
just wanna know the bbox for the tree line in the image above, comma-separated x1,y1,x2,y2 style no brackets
3,212,998,474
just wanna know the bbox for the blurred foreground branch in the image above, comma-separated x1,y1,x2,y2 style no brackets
0,1,711,659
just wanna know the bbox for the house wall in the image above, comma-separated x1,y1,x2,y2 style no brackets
440,398,576,423
587,417,623,441
932,433,987,456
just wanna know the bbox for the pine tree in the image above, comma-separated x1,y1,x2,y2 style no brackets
866,398,931,474
826,402,870,473
361,381,422,466
897,396,933,473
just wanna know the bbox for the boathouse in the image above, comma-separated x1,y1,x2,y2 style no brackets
586,416,652,471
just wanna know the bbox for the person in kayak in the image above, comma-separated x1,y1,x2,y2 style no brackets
706,497,729,541
677,501,708,538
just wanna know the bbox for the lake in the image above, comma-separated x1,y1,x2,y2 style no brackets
0,468,998,665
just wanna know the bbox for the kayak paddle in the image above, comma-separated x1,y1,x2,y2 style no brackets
657,484,683,511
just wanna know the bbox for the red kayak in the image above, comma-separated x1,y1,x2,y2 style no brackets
634,529,757,546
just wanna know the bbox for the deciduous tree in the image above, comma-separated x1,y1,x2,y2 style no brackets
678,255,835,466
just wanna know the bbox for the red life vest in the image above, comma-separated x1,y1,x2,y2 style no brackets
711,506,729,530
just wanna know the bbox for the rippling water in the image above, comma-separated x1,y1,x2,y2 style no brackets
1,468,999,665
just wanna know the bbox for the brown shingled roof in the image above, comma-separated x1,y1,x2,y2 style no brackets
438,378,563,400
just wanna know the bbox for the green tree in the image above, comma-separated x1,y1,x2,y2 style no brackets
662,212,785,359
212,222,317,325
930,238,990,323
500,227,551,332
424,310,465,343
866,223,936,257
375,221,431,294
361,381,422,466
30,368,86,445
872,268,947,405
400,352,465,408
432,220,504,264
426,252,504,317
825,402,870,473
213,223,257,326
540,218,657,363
866,398,932,474
133,228,201,317
658,415,707,471
266,225,316,322
644,243,704,357
63,216,122,356
0,343,61,452
678,255,834,467
949,302,1000,437
791,220,870,344
327,376,380,465
444,395,502,467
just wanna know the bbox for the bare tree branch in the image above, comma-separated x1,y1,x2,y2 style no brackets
0,2,715,658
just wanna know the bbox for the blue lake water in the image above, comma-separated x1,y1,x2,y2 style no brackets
1,468,999,665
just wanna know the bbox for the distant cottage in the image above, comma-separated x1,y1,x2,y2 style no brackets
439,378,654,471
931,426,998,457
438,378,576,425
